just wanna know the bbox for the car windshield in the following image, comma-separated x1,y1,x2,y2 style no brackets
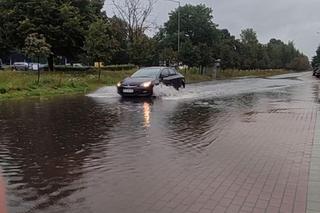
131,68,161,78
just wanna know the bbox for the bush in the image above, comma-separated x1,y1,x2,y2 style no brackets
0,88,7,94
101,64,137,71
53,65,91,72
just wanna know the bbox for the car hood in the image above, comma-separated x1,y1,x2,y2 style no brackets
122,77,155,86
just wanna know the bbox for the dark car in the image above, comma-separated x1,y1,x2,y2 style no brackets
117,67,185,97
313,67,320,77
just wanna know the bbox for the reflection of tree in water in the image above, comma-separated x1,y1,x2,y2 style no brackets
166,101,223,152
0,97,119,212
166,95,260,152
227,93,258,109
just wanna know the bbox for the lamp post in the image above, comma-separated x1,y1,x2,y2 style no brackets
165,0,181,55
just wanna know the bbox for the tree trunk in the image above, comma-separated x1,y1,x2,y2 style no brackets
37,56,40,84
48,54,54,71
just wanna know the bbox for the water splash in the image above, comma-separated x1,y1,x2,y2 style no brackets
87,72,305,101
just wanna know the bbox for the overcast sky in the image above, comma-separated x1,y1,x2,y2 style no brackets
105,0,320,59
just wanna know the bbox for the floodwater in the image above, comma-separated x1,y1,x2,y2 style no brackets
0,72,318,213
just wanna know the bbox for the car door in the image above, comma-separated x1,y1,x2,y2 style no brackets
168,68,180,88
160,68,171,86
170,68,186,88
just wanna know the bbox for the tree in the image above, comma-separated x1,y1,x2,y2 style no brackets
312,45,320,68
240,28,259,45
158,4,220,68
84,19,118,80
159,48,177,66
0,11,10,58
287,55,310,71
23,33,51,83
217,29,241,69
239,29,259,69
128,35,157,66
109,16,130,64
112,0,155,43
0,0,103,70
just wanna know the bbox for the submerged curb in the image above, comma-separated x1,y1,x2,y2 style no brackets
307,111,320,213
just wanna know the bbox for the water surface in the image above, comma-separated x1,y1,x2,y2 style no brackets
0,72,316,213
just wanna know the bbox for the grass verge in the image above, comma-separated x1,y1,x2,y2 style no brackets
0,68,290,101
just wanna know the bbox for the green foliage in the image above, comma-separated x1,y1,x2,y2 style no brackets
23,33,51,58
101,64,137,71
0,1,310,72
0,0,105,61
128,35,158,66
109,16,130,64
53,65,90,72
157,5,309,71
0,70,133,100
217,29,241,69
159,48,177,66
158,4,220,67
287,56,311,71
312,45,320,68
84,18,117,64
240,28,259,45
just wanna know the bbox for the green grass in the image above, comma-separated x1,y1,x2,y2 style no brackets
0,68,290,101
0,69,135,100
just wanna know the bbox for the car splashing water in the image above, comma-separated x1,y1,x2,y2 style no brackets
87,73,304,101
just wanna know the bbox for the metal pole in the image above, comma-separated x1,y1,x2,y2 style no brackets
178,1,180,55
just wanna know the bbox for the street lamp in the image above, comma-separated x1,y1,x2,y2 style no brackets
165,0,181,54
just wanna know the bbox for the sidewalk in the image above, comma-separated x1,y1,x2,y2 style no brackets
307,112,320,213
139,76,320,213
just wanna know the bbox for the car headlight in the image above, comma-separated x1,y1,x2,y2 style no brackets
141,81,152,88
117,82,122,87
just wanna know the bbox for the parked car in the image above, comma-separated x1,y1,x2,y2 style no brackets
73,63,84,68
117,67,185,97
73,63,91,70
12,62,28,71
0,59,3,70
65,63,85,67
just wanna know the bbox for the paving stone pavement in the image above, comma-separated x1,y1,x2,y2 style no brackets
307,111,320,213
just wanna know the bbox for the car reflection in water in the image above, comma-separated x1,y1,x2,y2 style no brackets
143,102,151,128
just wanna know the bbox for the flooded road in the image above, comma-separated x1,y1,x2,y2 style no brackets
0,72,319,213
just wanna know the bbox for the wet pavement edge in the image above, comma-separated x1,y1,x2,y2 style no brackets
308,110,320,213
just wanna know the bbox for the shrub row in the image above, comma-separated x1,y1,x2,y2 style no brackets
43,64,137,72
52,65,91,72
101,64,137,71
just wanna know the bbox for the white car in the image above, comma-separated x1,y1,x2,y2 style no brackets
13,62,29,71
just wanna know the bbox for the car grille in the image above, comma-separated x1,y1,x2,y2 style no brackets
123,84,138,88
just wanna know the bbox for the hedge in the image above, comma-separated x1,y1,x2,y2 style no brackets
101,64,137,71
